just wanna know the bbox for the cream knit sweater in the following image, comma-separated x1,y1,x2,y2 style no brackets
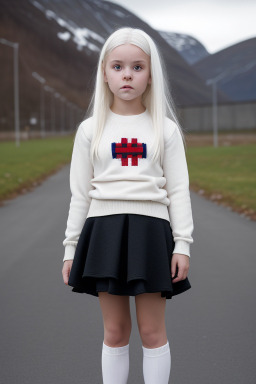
63,109,194,262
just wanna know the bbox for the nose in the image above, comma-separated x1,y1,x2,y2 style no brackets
123,68,132,80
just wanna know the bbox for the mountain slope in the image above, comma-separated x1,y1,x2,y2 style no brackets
0,0,228,132
158,30,209,65
192,37,256,102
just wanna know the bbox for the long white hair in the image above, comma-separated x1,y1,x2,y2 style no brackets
83,27,186,166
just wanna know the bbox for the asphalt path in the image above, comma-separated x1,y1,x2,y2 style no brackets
0,164,255,384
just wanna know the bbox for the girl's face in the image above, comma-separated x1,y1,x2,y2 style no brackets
103,43,151,105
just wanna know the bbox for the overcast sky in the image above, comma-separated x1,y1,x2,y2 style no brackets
106,0,256,54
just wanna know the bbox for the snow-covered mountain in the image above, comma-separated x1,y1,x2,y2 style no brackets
0,0,230,132
158,30,209,65
33,0,105,53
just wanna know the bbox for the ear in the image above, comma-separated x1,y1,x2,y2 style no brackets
148,75,152,84
102,61,108,83
103,69,108,83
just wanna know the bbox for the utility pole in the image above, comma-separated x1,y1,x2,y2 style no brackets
206,72,229,148
0,38,20,146
32,72,46,138
60,97,66,134
44,85,55,135
206,59,256,148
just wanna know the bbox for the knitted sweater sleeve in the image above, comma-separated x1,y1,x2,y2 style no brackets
62,122,94,262
163,123,194,257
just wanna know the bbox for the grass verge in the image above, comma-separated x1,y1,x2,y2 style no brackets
0,137,255,221
0,136,73,205
187,144,256,220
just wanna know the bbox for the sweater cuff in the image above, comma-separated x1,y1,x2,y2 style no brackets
173,240,191,258
63,244,76,262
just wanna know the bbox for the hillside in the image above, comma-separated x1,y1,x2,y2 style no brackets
193,37,256,102
0,0,227,132
158,30,209,65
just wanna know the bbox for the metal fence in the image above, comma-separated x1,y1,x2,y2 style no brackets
179,101,256,132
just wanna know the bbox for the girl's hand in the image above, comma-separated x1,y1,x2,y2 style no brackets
62,260,73,285
171,253,190,283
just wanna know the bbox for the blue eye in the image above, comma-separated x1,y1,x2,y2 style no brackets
114,64,121,70
134,65,142,71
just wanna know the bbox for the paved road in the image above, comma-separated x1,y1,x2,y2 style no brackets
0,164,255,384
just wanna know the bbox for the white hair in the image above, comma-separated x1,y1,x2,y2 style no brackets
82,27,186,165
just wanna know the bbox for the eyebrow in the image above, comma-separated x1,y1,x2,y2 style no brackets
109,59,147,64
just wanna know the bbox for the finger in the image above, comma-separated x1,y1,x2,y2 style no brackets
63,268,70,285
172,267,187,283
172,274,180,283
171,259,177,279
172,276,182,283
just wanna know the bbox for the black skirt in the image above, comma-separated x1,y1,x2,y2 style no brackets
68,213,191,299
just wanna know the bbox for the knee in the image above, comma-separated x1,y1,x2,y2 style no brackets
104,321,132,347
138,324,166,348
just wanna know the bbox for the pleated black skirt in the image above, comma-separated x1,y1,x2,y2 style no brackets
68,213,191,299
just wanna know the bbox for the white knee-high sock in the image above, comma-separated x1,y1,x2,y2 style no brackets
142,340,171,384
102,341,130,384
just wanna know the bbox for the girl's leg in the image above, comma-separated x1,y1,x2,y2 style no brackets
98,292,132,384
135,292,171,384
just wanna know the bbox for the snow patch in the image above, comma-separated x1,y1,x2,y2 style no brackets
57,31,71,41
73,28,104,51
113,9,126,18
32,1,44,12
30,1,105,53
56,17,67,28
45,10,56,20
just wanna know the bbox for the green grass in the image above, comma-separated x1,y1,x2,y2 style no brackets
0,138,255,218
0,136,74,200
187,144,256,213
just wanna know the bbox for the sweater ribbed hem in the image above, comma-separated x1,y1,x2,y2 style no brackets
173,240,191,257
86,198,170,222
63,244,76,262
63,200,191,261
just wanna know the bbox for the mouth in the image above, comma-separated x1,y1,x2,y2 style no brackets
121,85,133,89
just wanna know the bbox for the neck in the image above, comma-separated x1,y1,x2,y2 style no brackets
110,99,146,116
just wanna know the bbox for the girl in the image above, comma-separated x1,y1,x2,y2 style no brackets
62,27,194,384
